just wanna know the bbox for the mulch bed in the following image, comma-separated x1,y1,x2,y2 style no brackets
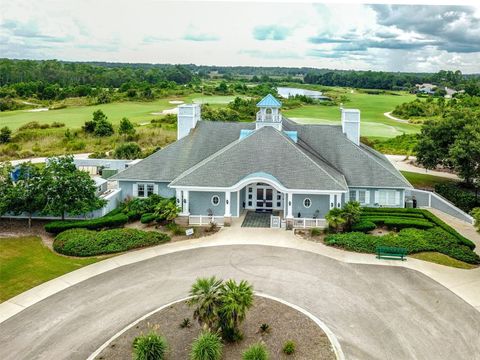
96,296,335,360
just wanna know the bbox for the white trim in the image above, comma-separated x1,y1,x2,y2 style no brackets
224,191,231,217
350,185,412,190
303,198,312,208
211,195,220,207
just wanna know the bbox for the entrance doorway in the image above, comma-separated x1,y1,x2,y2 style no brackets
246,183,283,212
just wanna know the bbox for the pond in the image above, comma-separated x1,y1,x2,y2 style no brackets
277,87,329,100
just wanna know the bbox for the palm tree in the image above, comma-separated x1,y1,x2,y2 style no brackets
342,201,361,231
325,207,346,232
187,276,223,330
218,279,254,342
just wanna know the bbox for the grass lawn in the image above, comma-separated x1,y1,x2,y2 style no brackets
283,90,419,138
400,171,457,190
0,236,101,302
410,252,476,269
0,94,243,131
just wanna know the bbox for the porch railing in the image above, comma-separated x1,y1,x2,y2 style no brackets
189,215,225,226
292,218,327,229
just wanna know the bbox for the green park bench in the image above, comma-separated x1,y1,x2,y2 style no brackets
376,246,408,261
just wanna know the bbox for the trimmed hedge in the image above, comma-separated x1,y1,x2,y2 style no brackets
361,208,476,250
45,213,128,234
360,216,434,230
361,211,425,218
53,228,171,256
351,220,376,232
325,228,480,264
435,183,480,213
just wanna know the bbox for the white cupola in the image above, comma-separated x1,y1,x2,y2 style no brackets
255,94,282,131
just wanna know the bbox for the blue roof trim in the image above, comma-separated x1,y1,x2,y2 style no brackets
256,94,282,107
283,131,298,143
239,129,254,140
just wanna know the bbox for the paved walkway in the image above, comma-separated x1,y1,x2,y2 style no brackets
241,211,272,227
1,233,479,360
1,226,480,359
5,153,92,166
384,111,409,123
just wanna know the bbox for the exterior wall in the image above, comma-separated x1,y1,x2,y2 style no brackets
348,188,404,208
292,194,330,218
189,191,225,216
118,181,175,199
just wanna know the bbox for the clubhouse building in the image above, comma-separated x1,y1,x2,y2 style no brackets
111,94,412,227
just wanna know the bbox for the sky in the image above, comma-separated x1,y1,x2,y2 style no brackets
1,0,480,73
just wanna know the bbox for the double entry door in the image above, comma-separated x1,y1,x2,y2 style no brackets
246,183,283,211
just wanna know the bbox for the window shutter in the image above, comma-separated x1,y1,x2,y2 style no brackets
154,184,159,195
395,191,400,205
365,190,370,205
133,183,138,197
374,190,379,204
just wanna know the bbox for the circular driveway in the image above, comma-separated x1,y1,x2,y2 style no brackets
1,245,479,360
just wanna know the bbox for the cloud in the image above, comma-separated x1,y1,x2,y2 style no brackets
370,5,480,53
239,49,301,59
253,25,292,41
183,33,219,42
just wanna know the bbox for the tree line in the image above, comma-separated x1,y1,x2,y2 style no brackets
0,156,105,226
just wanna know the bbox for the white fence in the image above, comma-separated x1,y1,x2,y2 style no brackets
406,189,474,224
270,215,281,228
189,215,225,226
292,218,327,229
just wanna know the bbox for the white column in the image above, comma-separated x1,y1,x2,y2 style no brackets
180,190,190,216
175,189,182,211
329,194,335,209
286,192,293,218
224,191,231,217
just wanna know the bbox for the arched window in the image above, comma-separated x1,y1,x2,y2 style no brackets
211,195,220,206
303,198,312,208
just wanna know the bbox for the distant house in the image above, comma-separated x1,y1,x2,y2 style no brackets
111,94,412,227
415,83,437,95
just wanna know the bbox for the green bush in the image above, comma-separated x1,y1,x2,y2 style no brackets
166,222,186,236
122,195,167,220
242,343,269,360
310,228,322,236
133,331,168,360
190,331,223,360
141,213,158,224
45,213,128,234
351,220,376,232
435,183,480,213
325,228,480,264
282,340,296,355
53,228,170,256
360,207,475,249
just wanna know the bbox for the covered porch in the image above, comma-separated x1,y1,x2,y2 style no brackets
172,173,344,229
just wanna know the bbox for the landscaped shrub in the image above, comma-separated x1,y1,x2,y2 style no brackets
360,207,475,249
132,331,168,360
53,228,170,256
282,340,296,355
166,222,186,235
190,331,223,360
435,183,480,213
325,228,480,264
141,213,158,224
310,228,322,236
360,216,433,229
45,213,128,234
351,220,376,232
242,343,269,360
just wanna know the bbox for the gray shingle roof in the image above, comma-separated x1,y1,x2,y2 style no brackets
283,118,412,188
170,126,347,191
111,121,255,181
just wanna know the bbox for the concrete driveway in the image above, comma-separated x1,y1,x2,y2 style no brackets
0,245,479,360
